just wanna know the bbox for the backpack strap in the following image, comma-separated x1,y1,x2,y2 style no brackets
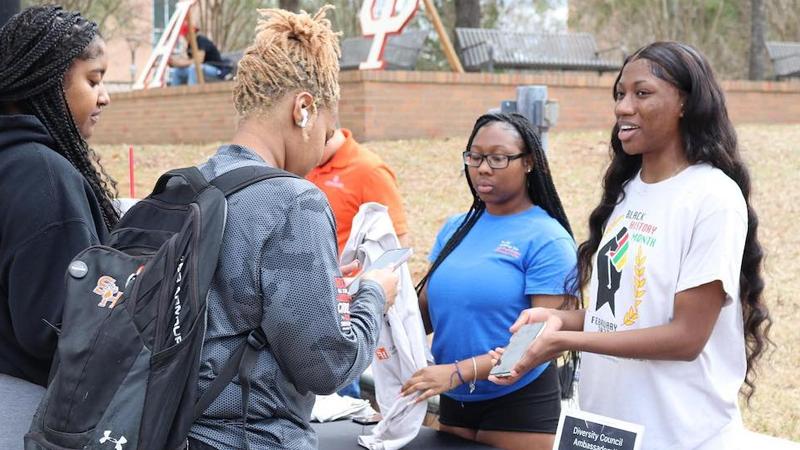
210,165,299,197
153,167,210,195
192,165,298,448
237,329,268,450
193,329,267,450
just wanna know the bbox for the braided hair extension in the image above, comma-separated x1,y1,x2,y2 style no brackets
0,5,119,230
415,113,579,398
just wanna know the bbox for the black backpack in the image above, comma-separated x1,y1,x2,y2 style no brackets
25,165,297,450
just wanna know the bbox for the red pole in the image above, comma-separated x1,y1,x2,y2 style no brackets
128,146,135,198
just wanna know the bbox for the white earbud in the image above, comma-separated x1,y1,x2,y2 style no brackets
297,108,309,128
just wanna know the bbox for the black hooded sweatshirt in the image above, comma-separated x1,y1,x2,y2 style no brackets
0,114,108,386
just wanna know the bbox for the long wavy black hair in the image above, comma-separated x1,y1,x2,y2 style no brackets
416,113,579,398
0,5,119,230
576,41,771,401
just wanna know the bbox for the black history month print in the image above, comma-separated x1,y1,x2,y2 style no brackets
592,210,659,331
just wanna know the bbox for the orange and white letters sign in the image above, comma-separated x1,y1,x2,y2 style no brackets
359,0,419,70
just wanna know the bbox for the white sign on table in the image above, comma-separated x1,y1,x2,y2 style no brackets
553,409,644,450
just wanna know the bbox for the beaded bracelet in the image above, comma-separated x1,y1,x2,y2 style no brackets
453,360,467,386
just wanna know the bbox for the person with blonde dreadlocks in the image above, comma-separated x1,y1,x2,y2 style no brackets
0,5,115,447
187,7,398,450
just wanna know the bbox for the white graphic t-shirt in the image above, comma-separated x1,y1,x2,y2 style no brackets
580,164,748,450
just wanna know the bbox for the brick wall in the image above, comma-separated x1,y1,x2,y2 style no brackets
93,71,800,145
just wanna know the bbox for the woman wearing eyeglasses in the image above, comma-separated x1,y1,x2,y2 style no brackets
399,113,577,450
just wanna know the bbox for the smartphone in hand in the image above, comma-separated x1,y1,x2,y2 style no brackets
352,413,382,425
347,247,412,294
489,322,547,377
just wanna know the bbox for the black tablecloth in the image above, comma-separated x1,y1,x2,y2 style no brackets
312,420,500,450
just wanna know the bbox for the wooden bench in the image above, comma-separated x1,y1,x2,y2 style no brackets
339,30,428,71
455,28,622,73
766,41,800,79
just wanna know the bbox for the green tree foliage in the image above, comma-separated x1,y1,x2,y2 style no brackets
766,0,800,42
23,0,139,40
279,0,301,12
194,0,269,52
569,0,800,79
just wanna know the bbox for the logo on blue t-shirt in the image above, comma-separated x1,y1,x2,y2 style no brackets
494,240,521,259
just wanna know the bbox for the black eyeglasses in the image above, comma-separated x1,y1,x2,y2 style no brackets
462,151,526,169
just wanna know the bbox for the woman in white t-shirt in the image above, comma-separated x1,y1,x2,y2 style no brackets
489,41,772,450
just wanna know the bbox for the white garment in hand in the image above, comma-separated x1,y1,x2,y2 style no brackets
311,393,376,423
341,203,430,450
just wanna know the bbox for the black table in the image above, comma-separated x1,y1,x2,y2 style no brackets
312,420,500,450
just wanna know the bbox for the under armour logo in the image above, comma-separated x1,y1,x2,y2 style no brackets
99,430,127,450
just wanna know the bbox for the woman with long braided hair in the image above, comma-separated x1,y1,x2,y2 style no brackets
0,5,114,444
399,113,577,450
491,42,772,450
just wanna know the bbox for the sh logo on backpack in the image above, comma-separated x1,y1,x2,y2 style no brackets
93,276,122,309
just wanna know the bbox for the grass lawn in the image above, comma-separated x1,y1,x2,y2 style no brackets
97,123,800,441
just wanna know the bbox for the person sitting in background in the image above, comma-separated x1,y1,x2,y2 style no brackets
169,23,229,85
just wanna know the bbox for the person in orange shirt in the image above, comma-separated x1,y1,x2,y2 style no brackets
307,128,409,399
308,128,410,252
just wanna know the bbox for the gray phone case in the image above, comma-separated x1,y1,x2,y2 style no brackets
347,247,412,294
489,322,547,377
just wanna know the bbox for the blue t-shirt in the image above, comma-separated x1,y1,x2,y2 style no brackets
427,206,577,402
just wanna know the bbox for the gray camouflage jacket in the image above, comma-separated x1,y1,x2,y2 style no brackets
188,145,385,449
